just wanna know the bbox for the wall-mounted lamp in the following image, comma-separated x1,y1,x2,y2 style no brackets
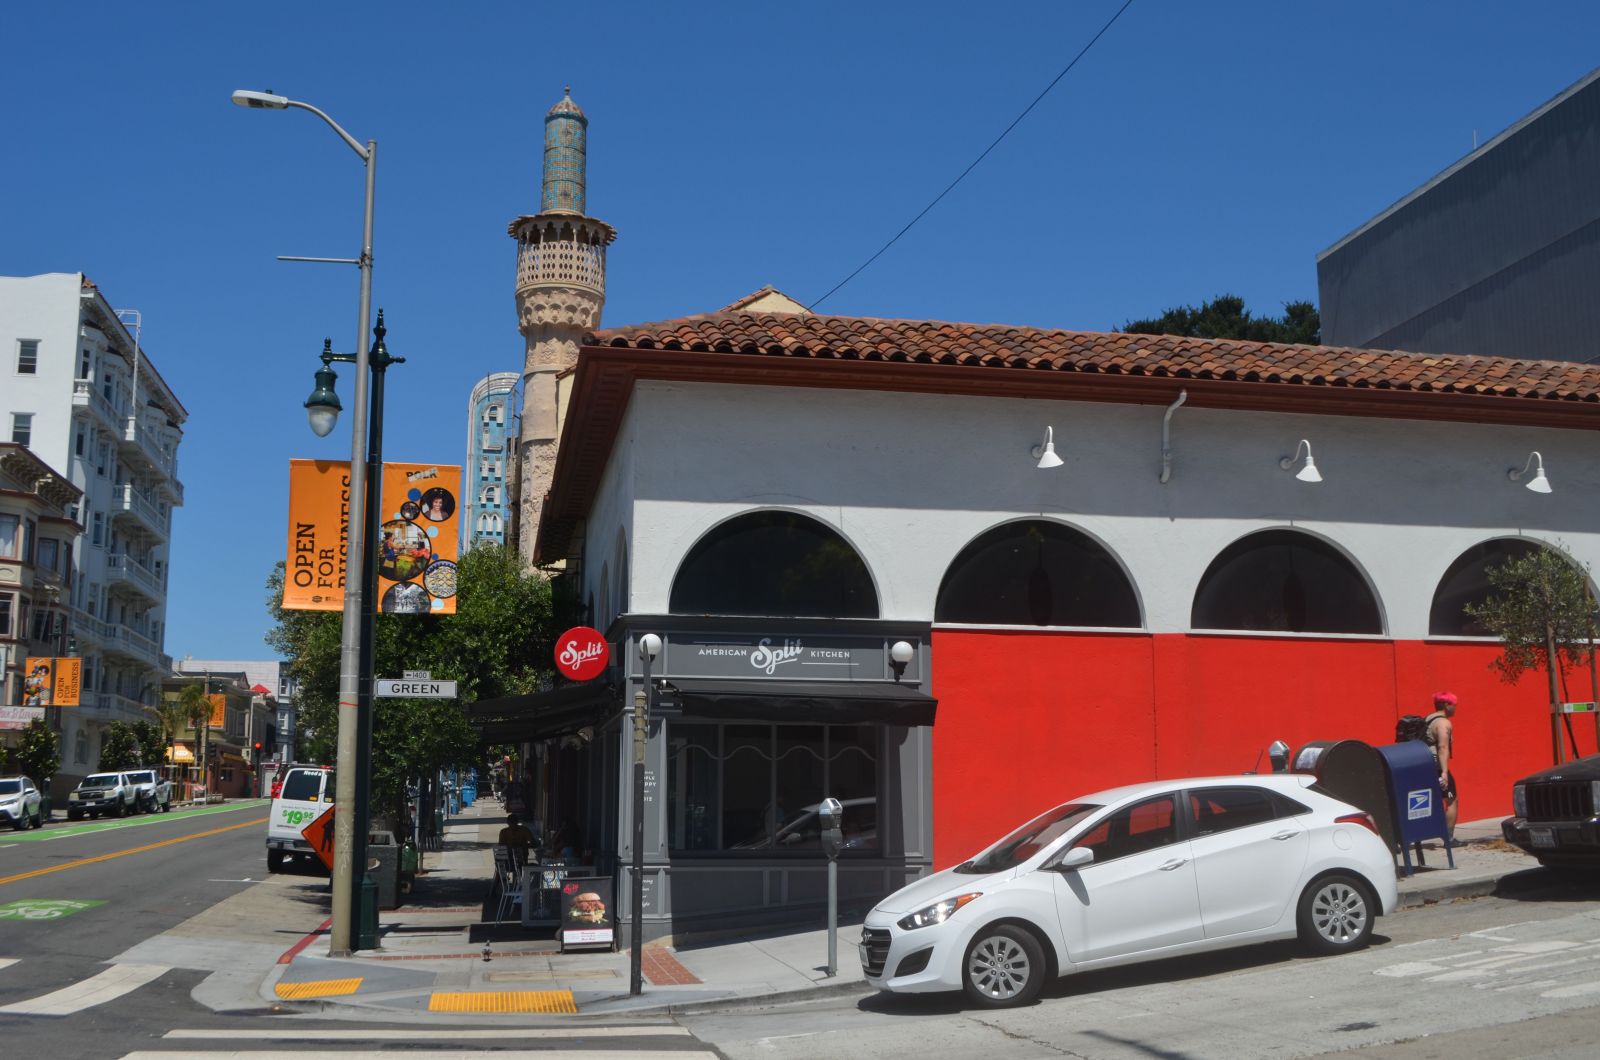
1278,439,1322,483
889,640,914,683
1509,451,1552,494
1032,426,1064,469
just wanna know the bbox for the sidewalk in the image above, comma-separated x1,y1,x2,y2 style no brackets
256,808,1548,1020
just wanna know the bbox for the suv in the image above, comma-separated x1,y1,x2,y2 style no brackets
0,776,43,830
1503,754,1600,866
68,772,138,820
124,769,173,814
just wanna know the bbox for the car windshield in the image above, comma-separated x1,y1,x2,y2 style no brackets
954,802,1100,874
0,780,20,795
126,771,153,782
83,774,120,788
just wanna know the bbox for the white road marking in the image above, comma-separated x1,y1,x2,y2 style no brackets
205,878,253,883
1542,980,1600,999
0,962,168,1015
163,1027,691,1040
0,958,17,971
125,1052,718,1059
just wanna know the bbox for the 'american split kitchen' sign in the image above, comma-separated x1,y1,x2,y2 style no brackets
655,633,920,681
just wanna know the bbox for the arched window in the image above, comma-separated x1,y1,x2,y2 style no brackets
1430,538,1555,636
485,404,501,425
935,521,1140,627
616,530,629,618
482,485,498,506
1191,529,1381,634
670,511,878,618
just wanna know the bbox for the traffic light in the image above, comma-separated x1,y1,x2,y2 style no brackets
253,741,263,752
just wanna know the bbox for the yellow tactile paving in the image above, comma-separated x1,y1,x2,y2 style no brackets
427,989,578,1013
275,977,364,999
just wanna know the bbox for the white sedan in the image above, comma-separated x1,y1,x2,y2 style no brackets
861,774,1397,1008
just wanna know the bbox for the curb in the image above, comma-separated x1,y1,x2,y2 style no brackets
1395,865,1549,910
653,976,874,1015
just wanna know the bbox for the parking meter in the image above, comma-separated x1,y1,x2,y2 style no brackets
819,797,843,976
1267,740,1291,774
820,797,844,859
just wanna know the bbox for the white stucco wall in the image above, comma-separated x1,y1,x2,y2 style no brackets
576,379,1600,640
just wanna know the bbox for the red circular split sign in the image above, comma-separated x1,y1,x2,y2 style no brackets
555,626,609,681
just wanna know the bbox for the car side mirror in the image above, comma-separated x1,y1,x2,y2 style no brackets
1050,846,1094,872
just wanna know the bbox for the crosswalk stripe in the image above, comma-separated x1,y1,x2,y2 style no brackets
0,958,18,972
0,962,168,1016
164,1026,692,1040
124,1053,720,1059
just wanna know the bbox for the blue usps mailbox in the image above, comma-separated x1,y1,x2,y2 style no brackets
1376,741,1452,875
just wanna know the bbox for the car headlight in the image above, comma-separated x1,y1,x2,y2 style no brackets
1513,784,1527,818
897,892,982,931
0,797,16,808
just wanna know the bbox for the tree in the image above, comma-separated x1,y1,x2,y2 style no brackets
131,720,164,767
16,719,60,790
1464,542,1596,765
156,696,190,779
1122,294,1321,345
97,722,141,771
178,683,213,793
266,543,555,829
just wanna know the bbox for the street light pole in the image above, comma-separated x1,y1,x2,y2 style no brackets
232,88,376,956
631,633,661,996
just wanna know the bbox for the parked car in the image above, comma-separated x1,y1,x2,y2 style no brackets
860,774,1397,1008
266,765,335,872
123,769,174,814
0,776,44,830
67,772,138,820
1502,753,1600,866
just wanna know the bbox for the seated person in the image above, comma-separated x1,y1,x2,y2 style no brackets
497,812,537,869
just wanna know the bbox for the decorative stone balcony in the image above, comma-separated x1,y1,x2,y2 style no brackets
111,483,169,542
105,553,164,603
71,378,120,431
510,214,615,301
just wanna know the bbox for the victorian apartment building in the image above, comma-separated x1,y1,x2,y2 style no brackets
2,273,186,795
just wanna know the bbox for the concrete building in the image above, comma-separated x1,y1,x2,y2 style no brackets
1,273,186,795
463,371,520,551
0,443,81,758
474,297,1600,943
1318,66,1600,361
507,89,616,567
173,658,294,764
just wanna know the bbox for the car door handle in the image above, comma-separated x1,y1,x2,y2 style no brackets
1272,830,1301,841
1159,858,1188,871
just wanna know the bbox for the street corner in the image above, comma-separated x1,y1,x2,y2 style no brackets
268,953,439,1011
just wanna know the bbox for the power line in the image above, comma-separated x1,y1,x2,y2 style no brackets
808,0,1138,312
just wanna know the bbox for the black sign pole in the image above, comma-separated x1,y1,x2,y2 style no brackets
629,675,649,994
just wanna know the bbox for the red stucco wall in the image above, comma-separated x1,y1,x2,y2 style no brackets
930,630,1600,868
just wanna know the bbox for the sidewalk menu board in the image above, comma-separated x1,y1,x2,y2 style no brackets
558,876,615,952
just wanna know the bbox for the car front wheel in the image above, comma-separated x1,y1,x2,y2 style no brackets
962,924,1046,1008
1297,874,1374,954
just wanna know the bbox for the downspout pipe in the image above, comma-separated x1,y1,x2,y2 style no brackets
1160,389,1187,483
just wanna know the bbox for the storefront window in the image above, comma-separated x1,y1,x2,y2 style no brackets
1191,529,1382,634
667,722,880,854
670,511,878,618
1429,538,1549,636
936,520,1140,627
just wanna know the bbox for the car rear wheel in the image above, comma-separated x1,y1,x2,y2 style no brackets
962,924,1046,1008
267,849,286,873
1298,874,1374,954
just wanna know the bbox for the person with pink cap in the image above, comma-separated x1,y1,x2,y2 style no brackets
1426,692,1459,844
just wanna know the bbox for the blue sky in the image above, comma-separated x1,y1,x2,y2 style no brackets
5,1,1599,661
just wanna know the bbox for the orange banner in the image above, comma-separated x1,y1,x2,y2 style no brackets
283,459,351,611
377,463,461,615
208,693,227,727
23,656,80,707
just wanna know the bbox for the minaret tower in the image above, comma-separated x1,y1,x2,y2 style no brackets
508,87,616,566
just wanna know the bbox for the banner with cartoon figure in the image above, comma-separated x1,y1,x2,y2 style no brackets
23,657,80,708
378,463,460,615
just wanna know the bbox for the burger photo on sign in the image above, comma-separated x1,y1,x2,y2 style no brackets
567,892,607,924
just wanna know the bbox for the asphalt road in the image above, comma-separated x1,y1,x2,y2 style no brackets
0,802,716,1056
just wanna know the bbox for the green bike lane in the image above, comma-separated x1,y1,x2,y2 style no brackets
0,798,271,844
0,797,277,1014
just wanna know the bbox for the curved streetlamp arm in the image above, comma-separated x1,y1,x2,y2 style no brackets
284,99,370,161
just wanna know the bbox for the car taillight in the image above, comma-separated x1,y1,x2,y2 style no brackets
1335,812,1381,836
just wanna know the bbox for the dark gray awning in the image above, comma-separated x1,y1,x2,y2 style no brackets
662,679,936,726
468,681,617,743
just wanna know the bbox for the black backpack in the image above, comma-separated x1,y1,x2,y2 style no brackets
1395,714,1430,743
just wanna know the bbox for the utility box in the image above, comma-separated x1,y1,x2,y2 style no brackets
1376,741,1452,874
368,830,401,910
1291,739,1398,852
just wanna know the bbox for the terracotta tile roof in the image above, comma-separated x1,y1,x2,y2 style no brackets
590,311,1600,404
